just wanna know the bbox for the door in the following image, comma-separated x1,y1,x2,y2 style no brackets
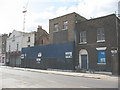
81,55,87,69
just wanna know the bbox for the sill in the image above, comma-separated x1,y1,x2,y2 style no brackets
62,28,68,30
79,42,87,44
97,63,106,65
97,40,105,43
53,30,59,33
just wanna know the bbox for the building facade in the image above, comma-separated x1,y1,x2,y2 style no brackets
35,26,49,46
6,26,49,67
75,14,119,75
49,12,87,44
6,30,35,67
0,36,2,63
0,34,8,65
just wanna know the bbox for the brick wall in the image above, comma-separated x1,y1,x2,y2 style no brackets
49,12,86,44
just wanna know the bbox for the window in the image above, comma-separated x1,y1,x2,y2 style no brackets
80,31,87,43
2,48,5,53
12,35,15,41
28,45,30,47
41,39,43,44
54,23,59,32
9,45,11,52
97,28,105,42
17,43,19,51
28,37,30,42
63,21,68,30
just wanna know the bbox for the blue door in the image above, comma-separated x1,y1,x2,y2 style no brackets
81,55,87,69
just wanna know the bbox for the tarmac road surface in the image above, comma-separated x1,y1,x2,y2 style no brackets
0,67,118,89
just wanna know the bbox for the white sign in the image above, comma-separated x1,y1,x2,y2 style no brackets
111,50,117,54
65,52,72,58
36,58,41,63
21,54,24,59
38,52,42,57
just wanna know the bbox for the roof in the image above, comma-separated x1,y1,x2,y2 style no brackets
77,14,117,24
49,12,85,21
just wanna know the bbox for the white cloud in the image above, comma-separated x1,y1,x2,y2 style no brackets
77,0,118,18
0,0,119,34
46,6,55,11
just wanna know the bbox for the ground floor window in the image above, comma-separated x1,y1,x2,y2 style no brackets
98,50,106,64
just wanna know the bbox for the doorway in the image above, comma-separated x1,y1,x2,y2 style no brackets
79,49,88,69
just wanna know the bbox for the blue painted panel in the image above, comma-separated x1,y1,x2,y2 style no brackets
98,50,106,64
22,42,74,59
81,55,87,69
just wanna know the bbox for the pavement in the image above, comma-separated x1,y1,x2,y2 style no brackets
0,66,118,80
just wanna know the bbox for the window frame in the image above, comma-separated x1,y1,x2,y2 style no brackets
79,31,87,44
54,23,59,32
16,43,19,51
28,37,30,42
97,28,105,42
63,21,68,30
12,35,15,42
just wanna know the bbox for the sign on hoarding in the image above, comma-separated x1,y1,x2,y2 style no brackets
36,58,41,63
38,52,42,57
65,52,72,58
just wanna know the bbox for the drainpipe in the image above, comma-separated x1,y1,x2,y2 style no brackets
115,14,119,76
115,15,118,48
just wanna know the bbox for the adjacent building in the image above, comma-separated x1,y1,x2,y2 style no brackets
35,26,49,46
6,30,29,66
0,34,8,65
75,14,119,75
0,36,2,63
49,12,87,44
6,26,49,67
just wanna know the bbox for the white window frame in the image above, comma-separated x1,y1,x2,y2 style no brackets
97,28,105,42
63,21,68,30
80,31,87,44
12,35,15,42
54,23,59,32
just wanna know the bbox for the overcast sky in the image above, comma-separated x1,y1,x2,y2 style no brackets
0,0,119,34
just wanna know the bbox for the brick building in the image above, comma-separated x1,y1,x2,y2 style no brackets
49,12,87,44
35,26,49,46
75,14,120,75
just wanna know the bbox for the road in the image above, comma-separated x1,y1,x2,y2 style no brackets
0,67,118,89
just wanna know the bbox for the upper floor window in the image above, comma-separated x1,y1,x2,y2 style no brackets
12,35,15,42
80,31,87,44
9,45,11,52
63,21,68,30
17,43,19,51
2,48,5,53
97,28,105,42
41,39,44,45
28,45,30,47
28,37,30,42
54,23,59,32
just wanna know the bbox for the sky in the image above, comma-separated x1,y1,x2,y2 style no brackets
0,0,119,34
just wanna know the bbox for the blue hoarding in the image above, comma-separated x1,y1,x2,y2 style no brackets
22,42,74,59
21,42,75,70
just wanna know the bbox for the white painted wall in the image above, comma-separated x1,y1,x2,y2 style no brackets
6,30,35,52
22,32,35,48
